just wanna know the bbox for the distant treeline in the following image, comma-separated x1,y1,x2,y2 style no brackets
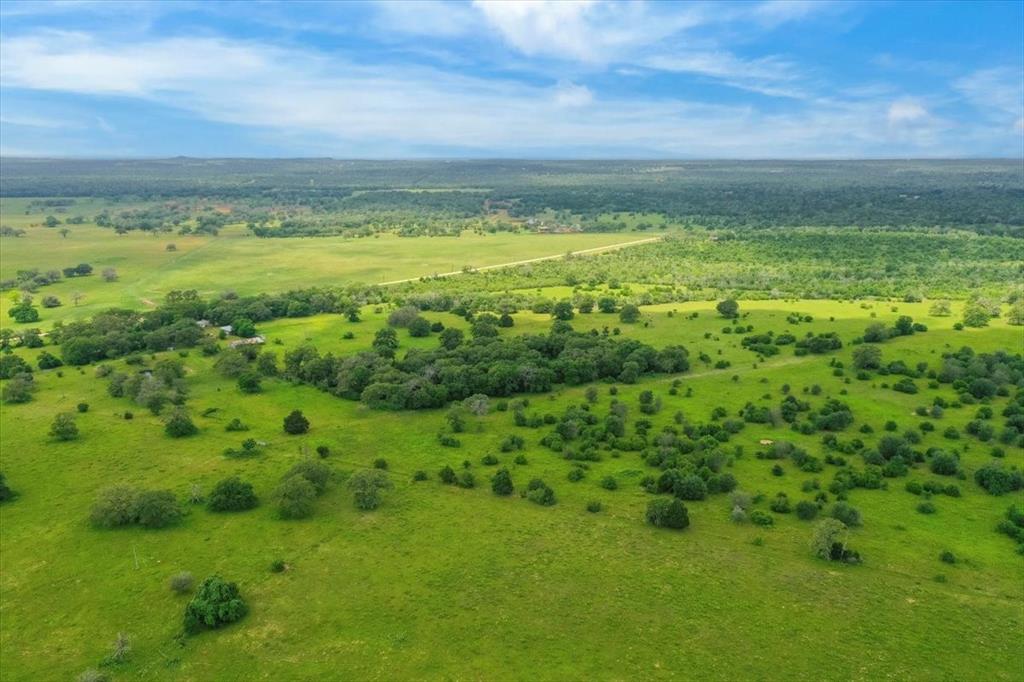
2,158,1021,235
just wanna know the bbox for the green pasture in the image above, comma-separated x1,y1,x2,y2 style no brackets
1,298,1022,680
0,199,646,328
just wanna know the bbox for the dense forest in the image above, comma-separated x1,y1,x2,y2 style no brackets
2,159,1021,235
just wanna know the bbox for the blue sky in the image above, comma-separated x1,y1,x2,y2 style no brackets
0,0,1021,158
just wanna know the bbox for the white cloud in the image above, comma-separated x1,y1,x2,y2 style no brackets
0,32,1014,158
954,67,1024,121
472,0,705,64
553,81,593,108
887,98,928,125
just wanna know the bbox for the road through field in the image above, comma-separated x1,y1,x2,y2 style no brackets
377,236,662,285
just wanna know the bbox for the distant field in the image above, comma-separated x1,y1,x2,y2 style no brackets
0,198,646,326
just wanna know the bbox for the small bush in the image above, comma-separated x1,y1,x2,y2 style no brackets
275,475,317,519
183,575,247,634
170,571,195,595
164,411,198,438
348,470,392,510
586,500,603,513
283,409,310,434
795,500,819,520
526,478,556,506
76,402,89,413
207,477,258,512
225,418,249,432
645,498,689,529
491,468,514,496
599,476,618,491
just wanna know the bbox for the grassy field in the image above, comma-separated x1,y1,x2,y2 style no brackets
0,197,646,327
1,294,1022,680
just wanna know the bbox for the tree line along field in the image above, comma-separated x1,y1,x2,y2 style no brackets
1,161,1023,681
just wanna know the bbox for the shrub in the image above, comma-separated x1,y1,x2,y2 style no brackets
599,476,618,491
373,458,389,470
412,470,428,481
276,475,317,519
929,451,960,476
237,372,262,394
207,477,258,512
675,474,707,501
285,460,331,494
830,502,862,527
76,402,89,413
49,412,79,441
974,464,1024,495
270,559,287,573
567,467,585,482
513,454,528,465
491,468,514,496
90,487,140,528
795,500,819,520
169,571,195,595
917,501,937,514
586,500,603,513
811,518,847,560
457,471,476,489
348,470,392,510
526,478,556,506
225,418,249,432
645,498,689,529
132,490,183,528
481,453,499,466
164,411,198,438
183,575,247,634
37,351,63,370
283,410,310,434
439,465,457,484
770,493,791,514
2,374,35,403
939,550,957,564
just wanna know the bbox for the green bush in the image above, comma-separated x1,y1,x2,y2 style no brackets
169,571,194,595
276,475,317,519
183,575,247,634
283,409,310,434
526,478,556,506
645,497,689,529
795,500,819,520
830,502,862,527
164,411,198,438
132,490,183,529
348,470,392,510
207,477,258,512
491,468,514,496
49,412,79,441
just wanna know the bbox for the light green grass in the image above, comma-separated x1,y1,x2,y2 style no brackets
0,202,644,328
1,298,1022,680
